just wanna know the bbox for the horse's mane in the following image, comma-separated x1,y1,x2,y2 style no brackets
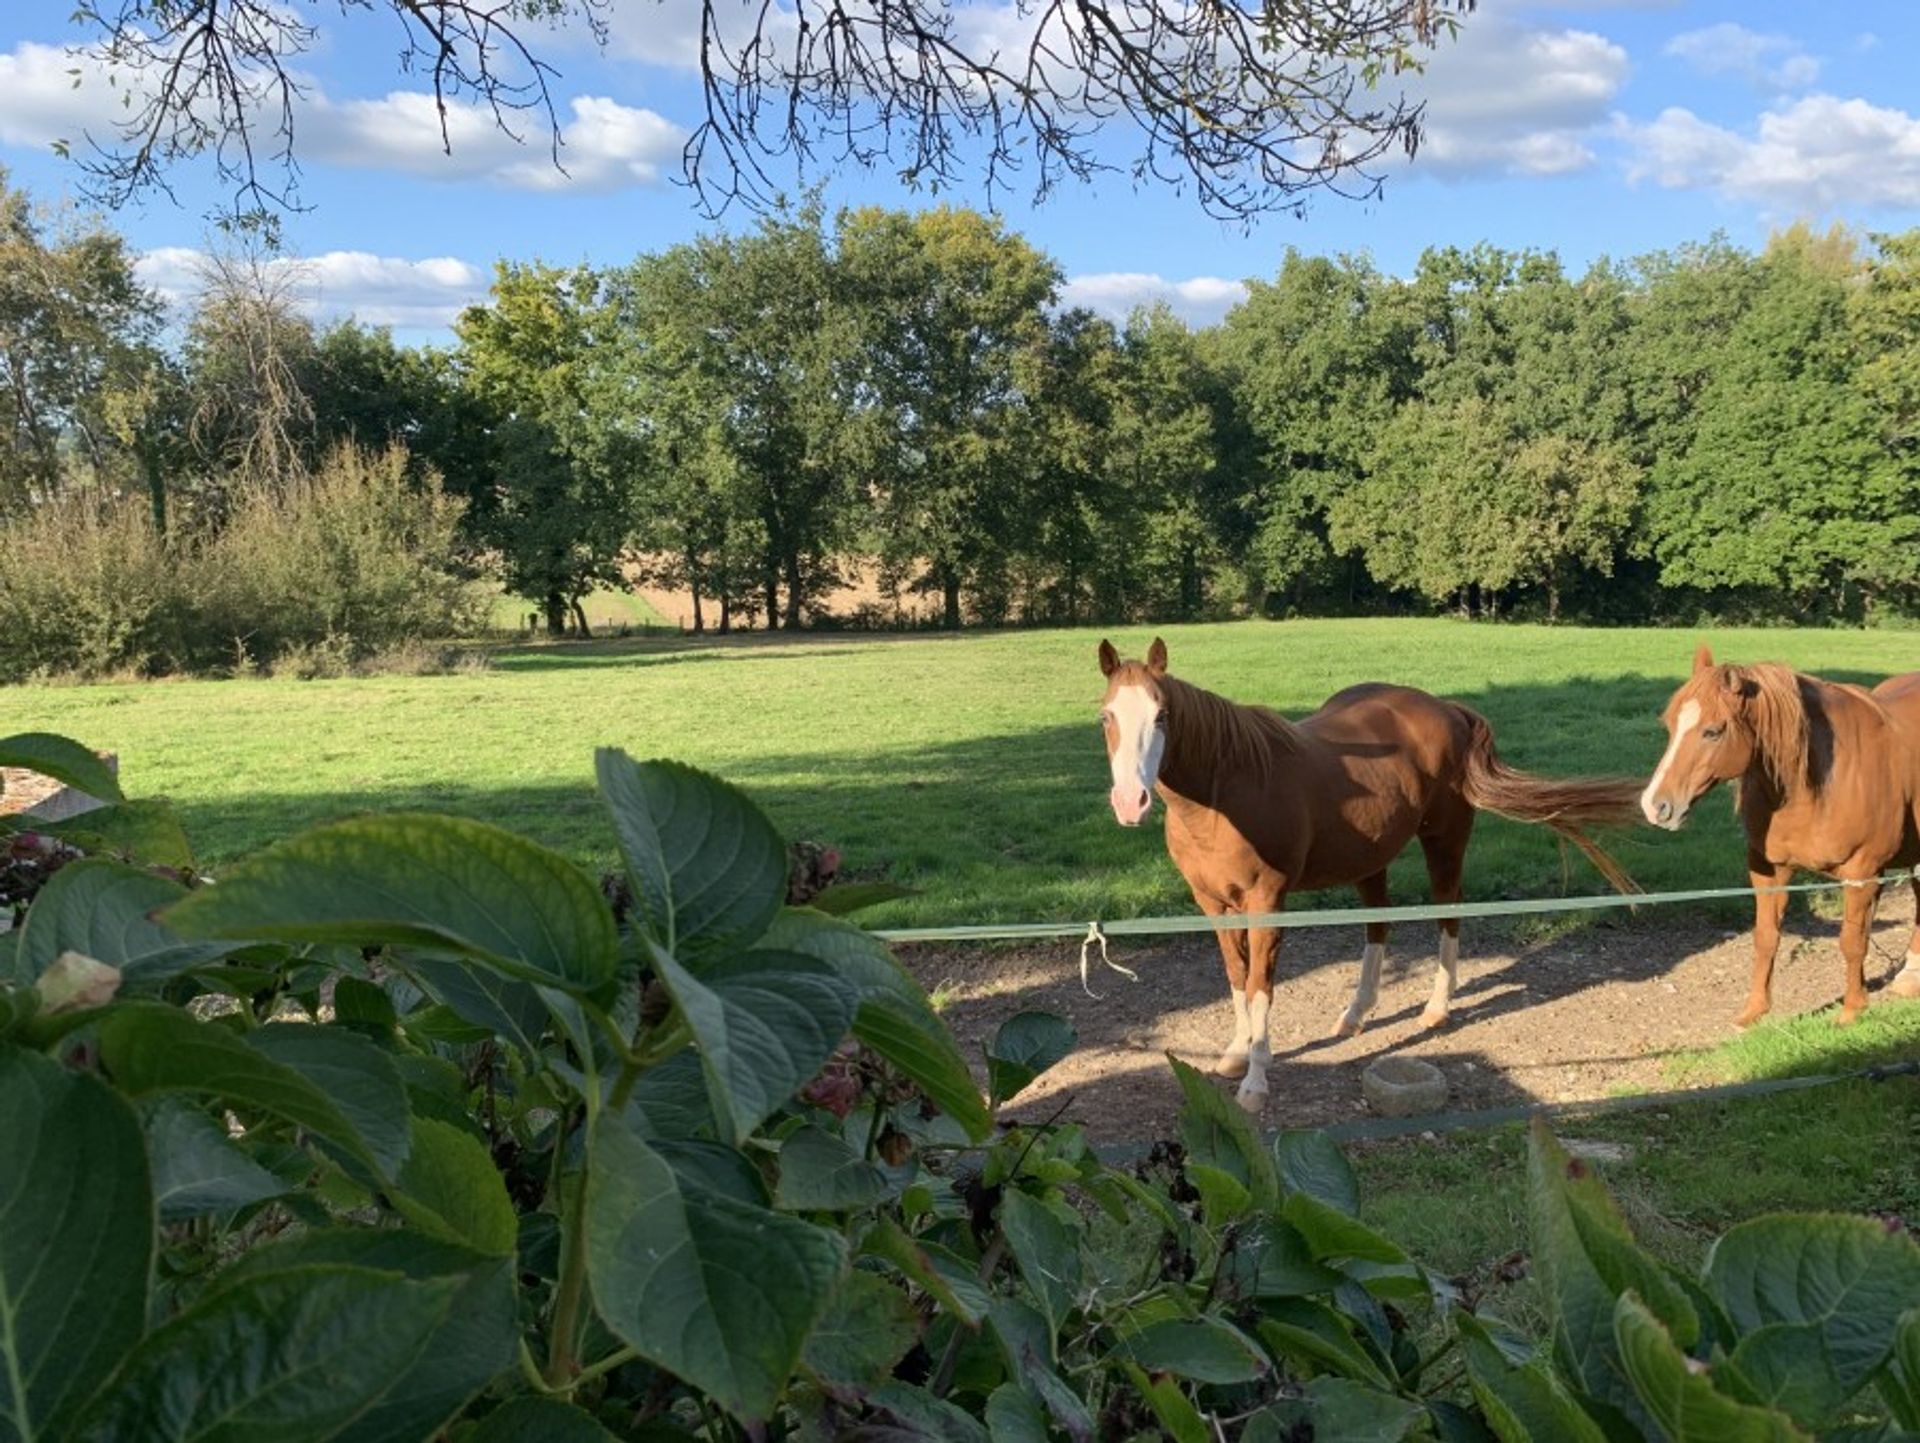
1685,662,1813,795
1158,672,1304,778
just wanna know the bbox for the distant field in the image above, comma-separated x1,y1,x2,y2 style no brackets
483,584,673,634
8,618,1920,929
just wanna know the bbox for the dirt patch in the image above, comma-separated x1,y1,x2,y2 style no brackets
896,890,1920,1144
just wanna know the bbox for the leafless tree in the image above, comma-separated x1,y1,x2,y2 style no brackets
67,0,1472,229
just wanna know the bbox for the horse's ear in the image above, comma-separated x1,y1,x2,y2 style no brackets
1721,665,1754,702
1693,644,1715,675
1146,637,1168,676
1098,639,1120,677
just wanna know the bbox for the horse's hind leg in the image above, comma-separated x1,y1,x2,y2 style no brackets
1893,874,1920,999
1334,872,1390,1037
1419,829,1468,1028
1836,876,1880,1026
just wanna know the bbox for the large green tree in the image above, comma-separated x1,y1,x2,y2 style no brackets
842,206,1060,627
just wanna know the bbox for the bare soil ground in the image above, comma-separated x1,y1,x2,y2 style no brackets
897,890,1920,1143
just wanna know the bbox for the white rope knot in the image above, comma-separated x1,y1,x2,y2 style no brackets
1078,921,1139,999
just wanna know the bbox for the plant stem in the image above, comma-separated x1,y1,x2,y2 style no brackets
931,1233,1007,1397
544,1110,592,1387
568,1344,641,1391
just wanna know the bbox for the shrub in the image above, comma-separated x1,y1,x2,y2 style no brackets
190,443,483,664
0,444,483,681
2,730,1915,1442
0,490,182,682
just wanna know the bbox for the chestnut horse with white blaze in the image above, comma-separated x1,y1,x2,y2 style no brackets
1097,638,1642,1113
1640,645,1920,1027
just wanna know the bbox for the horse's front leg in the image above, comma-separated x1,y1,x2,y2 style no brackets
1836,877,1880,1026
1237,887,1286,1114
1197,892,1252,1079
1737,859,1792,1029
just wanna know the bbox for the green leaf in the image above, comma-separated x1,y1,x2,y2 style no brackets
244,1024,413,1181
15,799,194,869
1284,1191,1412,1266
764,909,988,1141
100,1004,408,1182
1171,1056,1277,1213
1723,1323,1851,1428
1705,1213,1920,1414
860,1217,991,1326
1000,1189,1082,1339
1120,1363,1210,1443
988,1299,1095,1442
1458,1311,1608,1443
1114,1315,1270,1385
776,1124,892,1211
470,1398,621,1443
985,1011,1075,1106
808,881,915,916
651,947,857,1145
586,1113,846,1420
1256,1298,1395,1389
1249,1377,1426,1443
621,1051,716,1140
1613,1292,1809,1443
73,1266,460,1443
163,813,617,993
866,1383,990,1442
984,1384,1050,1443
332,977,395,1029
393,1116,516,1256
802,1268,922,1391
595,750,787,959
143,1098,290,1222
0,1049,152,1443
1277,1129,1361,1215
1884,1312,1920,1432
406,956,551,1055
1221,1217,1344,1301
1528,1119,1696,1434
16,860,229,986
210,1231,517,1443
0,733,122,803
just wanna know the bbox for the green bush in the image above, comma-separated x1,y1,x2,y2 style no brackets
0,491,182,682
192,444,482,668
0,444,482,682
1,731,1916,1441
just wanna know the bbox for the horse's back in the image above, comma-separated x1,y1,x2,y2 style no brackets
1301,682,1469,768
1870,671,1920,720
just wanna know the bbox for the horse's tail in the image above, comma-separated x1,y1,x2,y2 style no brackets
1453,704,1643,896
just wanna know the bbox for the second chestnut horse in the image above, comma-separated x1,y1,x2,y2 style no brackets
1640,645,1920,1026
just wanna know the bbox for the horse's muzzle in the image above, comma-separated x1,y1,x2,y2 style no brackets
1110,785,1153,826
1641,794,1686,830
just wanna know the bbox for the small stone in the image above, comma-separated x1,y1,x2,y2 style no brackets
1562,1138,1633,1165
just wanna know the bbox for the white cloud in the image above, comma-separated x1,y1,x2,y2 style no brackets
1403,17,1630,178
1059,273,1247,329
1620,94,1920,212
0,37,683,194
135,247,490,331
1664,23,1820,92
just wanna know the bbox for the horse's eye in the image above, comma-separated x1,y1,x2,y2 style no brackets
1701,725,1726,741
1154,710,1169,728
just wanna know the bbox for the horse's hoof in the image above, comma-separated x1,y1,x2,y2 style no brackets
1215,1052,1250,1080
1235,1087,1267,1115
1734,1005,1768,1030
1889,972,1920,1000
1332,1014,1364,1039
1835,1006,1864,1028
1419,1009,1450,1031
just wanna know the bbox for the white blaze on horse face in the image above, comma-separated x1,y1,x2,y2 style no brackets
1641,700,1701,829
1106,684,1166,826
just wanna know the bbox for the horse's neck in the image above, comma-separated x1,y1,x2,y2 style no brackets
1159,682,1298,802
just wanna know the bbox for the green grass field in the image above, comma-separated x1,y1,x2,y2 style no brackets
8,617,1920,929
482,584,672,634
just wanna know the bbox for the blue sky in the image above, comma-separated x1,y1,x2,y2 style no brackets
2,0,1916,341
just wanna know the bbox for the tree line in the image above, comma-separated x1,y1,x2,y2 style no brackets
7,169,1920,645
